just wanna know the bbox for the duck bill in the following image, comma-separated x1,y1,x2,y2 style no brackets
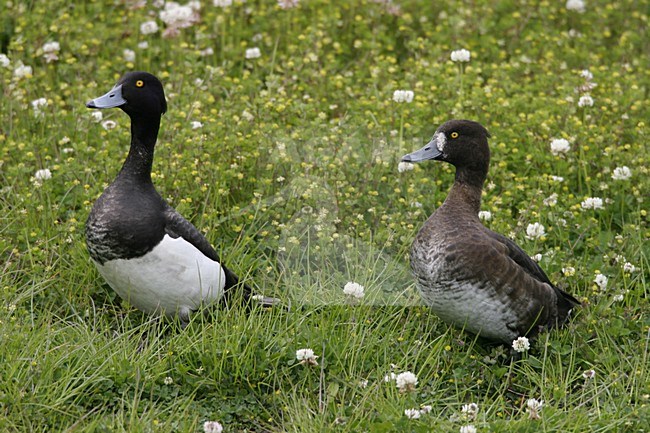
86,83,126,109
401,136,443,163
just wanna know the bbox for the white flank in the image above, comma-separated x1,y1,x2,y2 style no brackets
95,234,226,319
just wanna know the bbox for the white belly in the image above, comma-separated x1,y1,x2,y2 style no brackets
94,234,226,319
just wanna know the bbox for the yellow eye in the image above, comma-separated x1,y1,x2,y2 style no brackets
450,132,459,139
135,80,144,88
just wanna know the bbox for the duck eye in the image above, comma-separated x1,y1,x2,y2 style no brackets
450,132,459,139
135,80,144,88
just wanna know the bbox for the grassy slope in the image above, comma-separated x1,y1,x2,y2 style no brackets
0,0,648,431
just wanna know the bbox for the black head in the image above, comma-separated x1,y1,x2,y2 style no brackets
401,119,491,173
86,71,167,118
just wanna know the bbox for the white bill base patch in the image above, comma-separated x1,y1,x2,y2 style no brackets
434,132,446,152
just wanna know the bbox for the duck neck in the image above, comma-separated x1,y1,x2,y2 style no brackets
118,114,161,183
442,167,486,215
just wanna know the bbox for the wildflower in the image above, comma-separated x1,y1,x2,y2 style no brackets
543,193,558,207
191,121,203,129
549,175,564,182
102,120,117,130
460,426,477,433
160,2,199,37
163,376,173,385
512,336,530,352
296,348,318,366
461,403,479,420
358,379,368,388
393,90,414,103
398,161,414,173
526,398,543,420
593,273,608,290
343,281,365,300
42,41,60,63
278,0,300,8
578,95,594,107
404,408,421,419
34,168,52,181
0,53,9,68
13,62,32,79
383,372,397,382
213,0,232,6
532,253,542,262
580,69,593,80
90,111,103,122
582,369,596,379
550,138,570,155
450,49,471,62
420,405,432,414
478,211,492,221
580,197,604,210
245,47,261,59
31,98,48,115
123,49,136,62
612,294,624,302
395,371,418,392
562,266,576,277
203,421,223,433
138,41,149,49
611,166,632,180
140,20,159,35
623,262,636,273
566,0,586,13
242,110,255,121
525,222,545,240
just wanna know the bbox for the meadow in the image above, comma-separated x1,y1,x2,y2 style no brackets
0,0,648,431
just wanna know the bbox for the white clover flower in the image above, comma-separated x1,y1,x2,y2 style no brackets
90,111,103,122
31,97,48,115
278,0,300,8
140,20,159,35
420,405,432,414
383,372,397,382
138,41,149,49
526,222,545,240
123,49,136,62
404,408,421,419
395,371,418,392
549,175,565,182
0,53,10,68
214,0,233,6
242,110,255,121
203,421,223,433
191,121,203,130
611,166,632,180
101,120,117,130
550,138,571,155
296,348,318,365
343,281,365,300
578,95,594,107
188,0,201,10
526,398,543,420
398,161,414,173
461,403,479,420
451,49,471,62
543,193,558,207
580,70,593,80
562,266,576,277
163,376,173,385
393,89,414,103
594,273,608,290
512,336,530,352
34,168,52,181
612,294,624,302
581,197,604,210
358,379,368,388
478,211,492,221
460,426,477,433
623,262,636,273
42,41,60,63
582,369,596,380
160,2,198,34
566,0,586,13
531,253,542,262
13,62,32,79
245,47,261,59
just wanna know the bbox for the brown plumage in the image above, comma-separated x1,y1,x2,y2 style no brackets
402,119,579,344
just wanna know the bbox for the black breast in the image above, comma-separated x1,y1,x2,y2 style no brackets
86,180,166,264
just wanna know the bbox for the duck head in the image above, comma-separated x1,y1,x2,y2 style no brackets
86,71,167,118
401,119,491,175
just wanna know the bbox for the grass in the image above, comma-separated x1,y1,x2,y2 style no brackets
0,0,648,431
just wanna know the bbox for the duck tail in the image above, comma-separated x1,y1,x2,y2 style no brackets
555,287,581,325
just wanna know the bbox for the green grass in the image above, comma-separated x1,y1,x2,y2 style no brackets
0,0,648,431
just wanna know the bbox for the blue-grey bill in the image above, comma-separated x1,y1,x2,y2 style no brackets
401,137,442,163
86,84,126,109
